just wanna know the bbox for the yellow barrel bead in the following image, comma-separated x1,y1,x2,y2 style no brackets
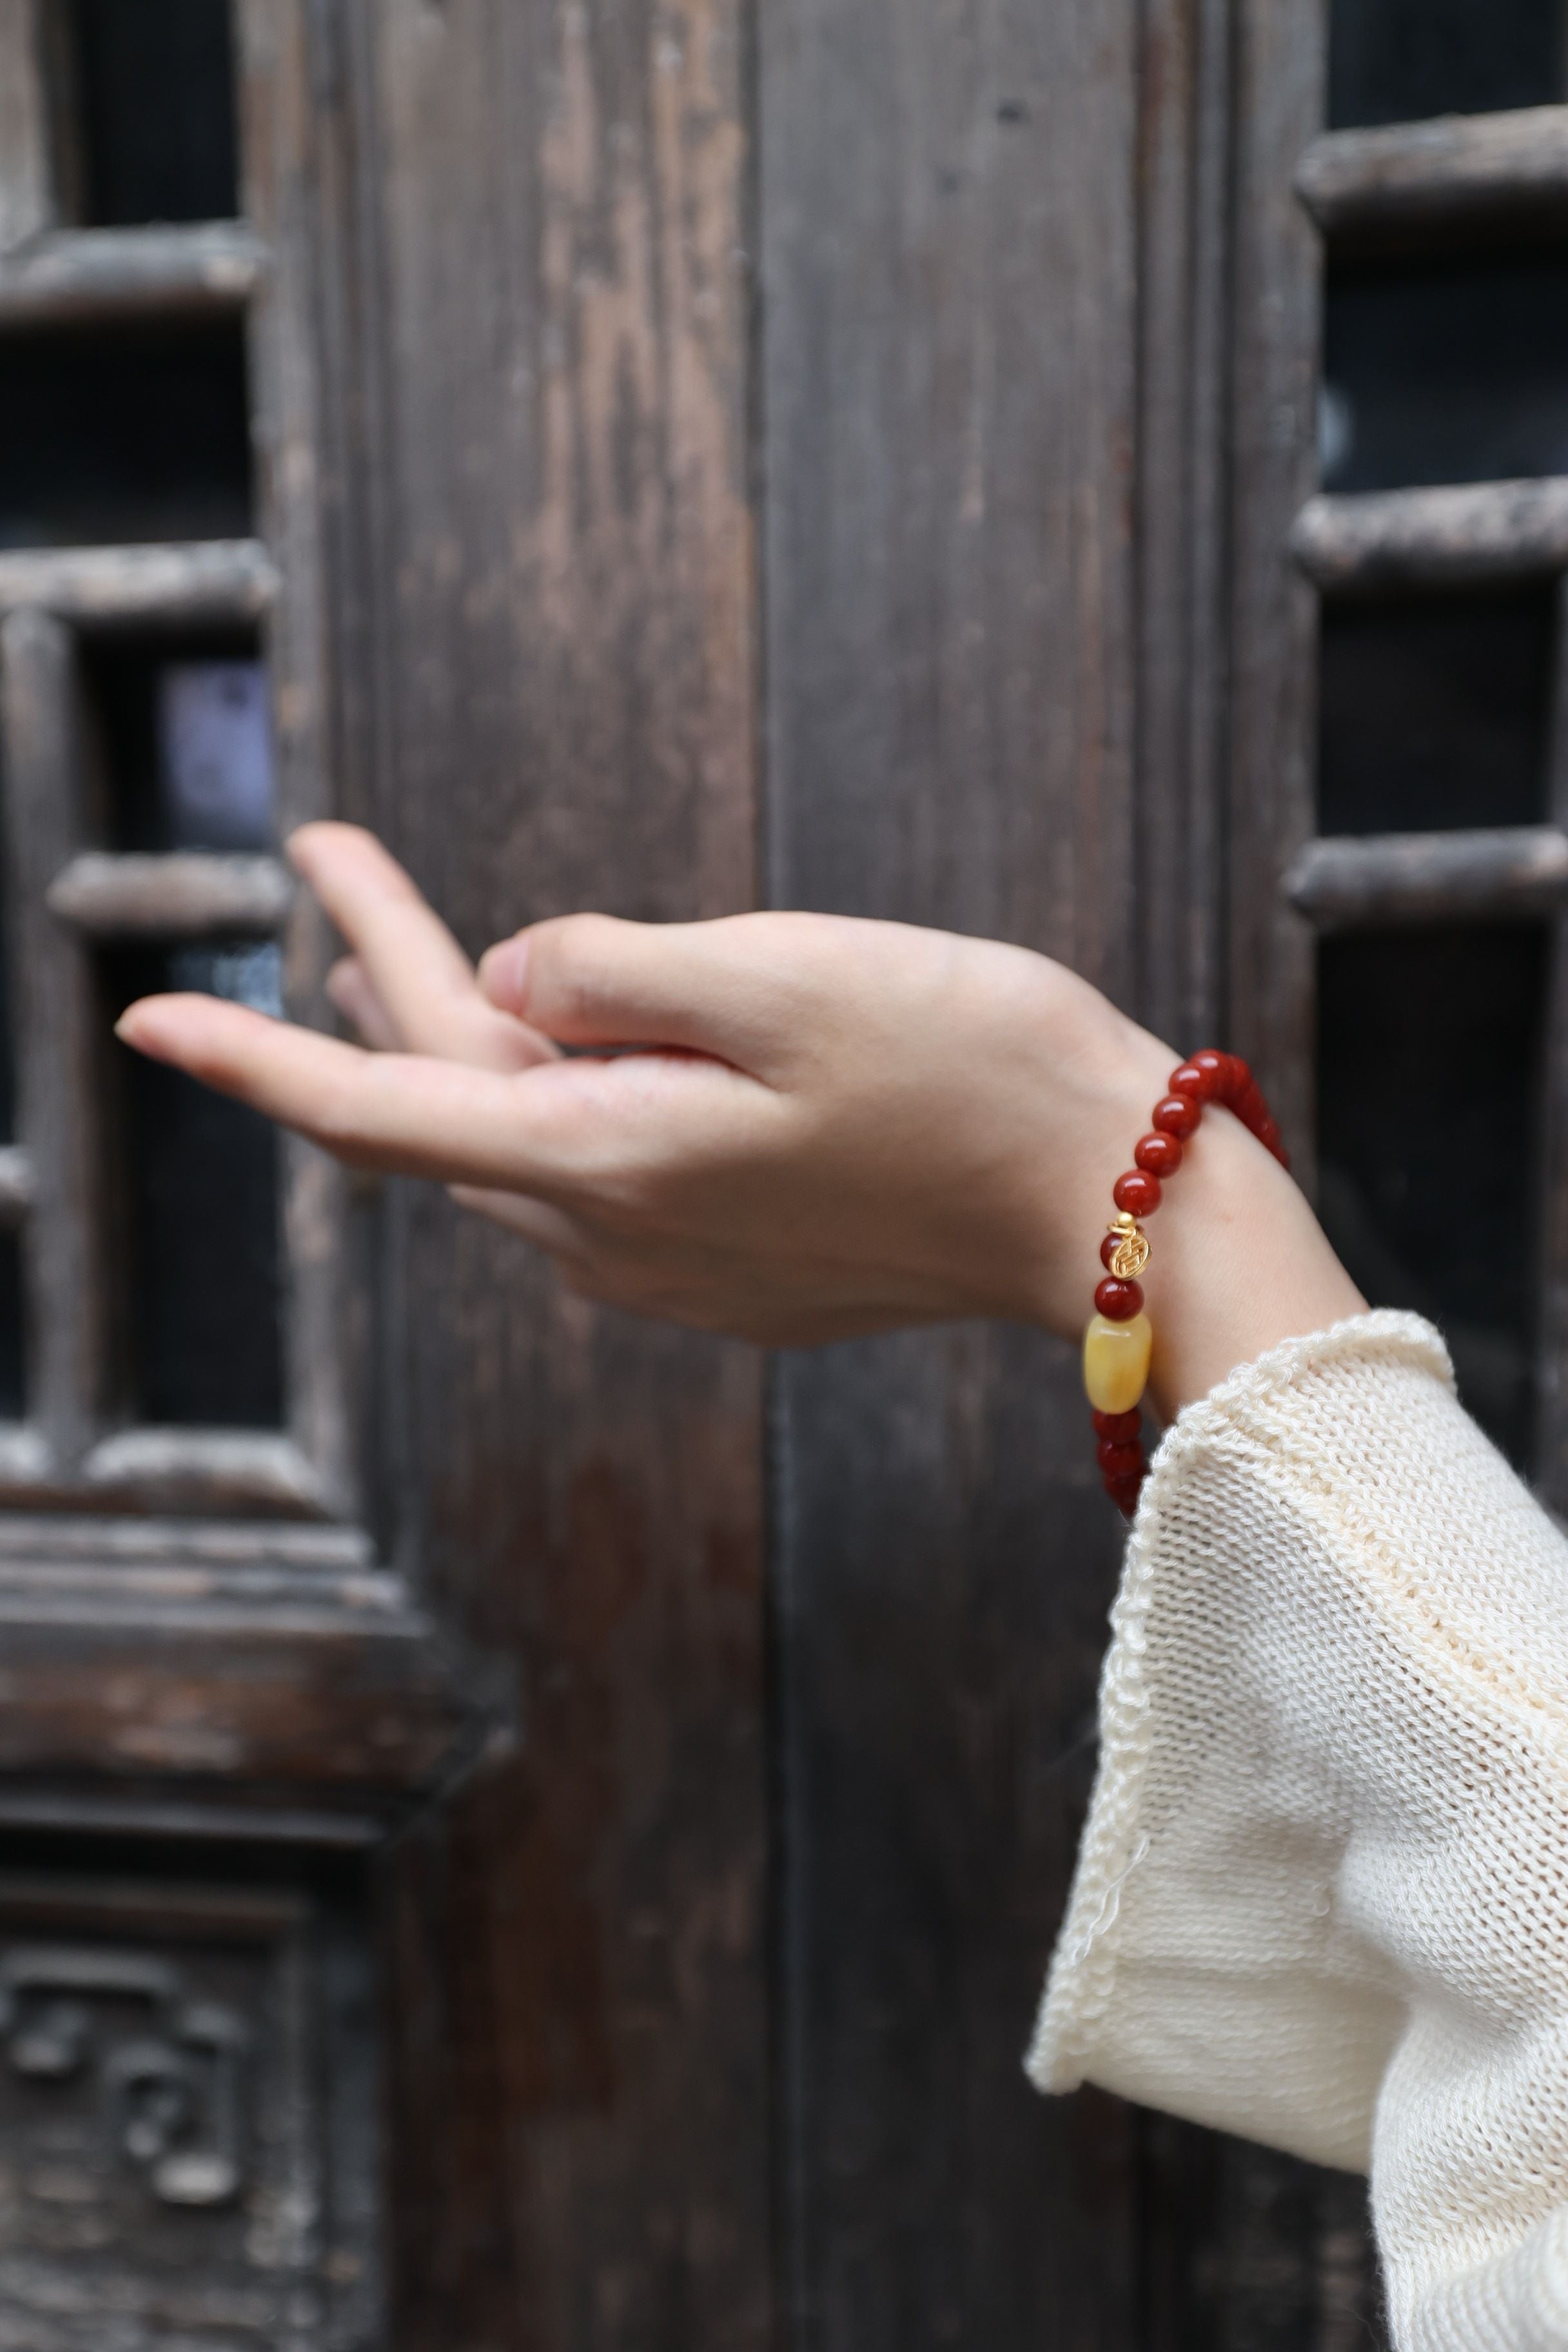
1083,1311,1153,1416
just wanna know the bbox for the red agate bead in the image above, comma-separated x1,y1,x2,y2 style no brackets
1092,1409,1141,1442
1153,1094,1200,1140
1169,1060,1219,1104
1113,1170,1162,1217
1135,1132,1182,1177
1090,1047,1287,1518
1191,1049,1232,1099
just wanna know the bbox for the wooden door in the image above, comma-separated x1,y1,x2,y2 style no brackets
1,0,1561,2345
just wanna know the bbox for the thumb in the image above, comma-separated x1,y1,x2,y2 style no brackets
478,912,785,1068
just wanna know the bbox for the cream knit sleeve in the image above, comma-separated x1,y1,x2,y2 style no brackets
1029,1311,1568,2352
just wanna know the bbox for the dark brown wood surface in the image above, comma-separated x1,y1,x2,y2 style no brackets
312,4,770,2345
760,0,1142,2343
0,0,1407,2341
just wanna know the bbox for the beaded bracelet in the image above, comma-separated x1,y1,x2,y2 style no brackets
1085,1049,1289,1517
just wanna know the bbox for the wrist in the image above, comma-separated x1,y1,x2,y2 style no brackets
1006,986,1366,1418
1142,1125,1364,1417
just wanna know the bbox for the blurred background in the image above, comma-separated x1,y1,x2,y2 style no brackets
0,0,1562,2344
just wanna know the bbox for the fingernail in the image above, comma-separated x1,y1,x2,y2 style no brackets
480,936,530,1008
115,1001,169,1057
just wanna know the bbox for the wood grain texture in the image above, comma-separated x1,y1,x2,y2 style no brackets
1225,0,1328,1177
760,0,1141,2341
1133,0,1235,1041
1297,104,1568,243
303,2,769,2344
0,1563,485,1793
1147,1,1389,2340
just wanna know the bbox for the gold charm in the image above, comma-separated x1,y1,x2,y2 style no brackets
1106,1212,1151,1282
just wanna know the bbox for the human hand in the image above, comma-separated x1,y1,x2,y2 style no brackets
115,825,1362,1405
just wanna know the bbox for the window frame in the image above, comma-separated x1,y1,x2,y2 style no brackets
1226,3,1568,1509
0,0,360,1548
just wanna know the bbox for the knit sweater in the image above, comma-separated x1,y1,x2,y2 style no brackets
1030,1311,1568,2352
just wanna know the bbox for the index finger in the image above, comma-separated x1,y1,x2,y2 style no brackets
117,992,580,1193
289,821,556,1073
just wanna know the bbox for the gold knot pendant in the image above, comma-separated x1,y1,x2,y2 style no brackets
1106,1212,1151,1281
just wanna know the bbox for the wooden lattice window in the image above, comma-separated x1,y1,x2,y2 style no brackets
0,0,358,1545
1239,0,1568,1503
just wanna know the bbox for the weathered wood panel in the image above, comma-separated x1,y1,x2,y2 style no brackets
1226,0,1329,1165
0,1876,380,2350
760,0,1142,2342
1134,0,1235,1040
0,1559,484,1794
313,2,769,2344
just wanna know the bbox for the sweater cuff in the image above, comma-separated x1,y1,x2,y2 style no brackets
1026,1309,1455,2166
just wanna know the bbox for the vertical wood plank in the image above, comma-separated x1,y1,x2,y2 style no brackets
1132,0,1234,1041
760,0,1142,2342
0,0,52,251
0,611,104,1474
1153,0,1389,2340
311,3,769,2344
237,0,358,1516
1224,0,1330,1166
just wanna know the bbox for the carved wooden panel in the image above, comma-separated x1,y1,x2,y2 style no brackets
0,1876,377,2350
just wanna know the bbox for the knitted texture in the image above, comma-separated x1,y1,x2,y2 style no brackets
1028,1311,1568,2351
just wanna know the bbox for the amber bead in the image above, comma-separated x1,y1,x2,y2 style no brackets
1152,1093,1200,1141
1097,1440,1144,1480
1083,1310,1153,1415
1169,1060,1219,1104
1095,1276,1144,1322
1113,1169,1162,1218
1092,1408,1141,1443
1135,1131,1182,1178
